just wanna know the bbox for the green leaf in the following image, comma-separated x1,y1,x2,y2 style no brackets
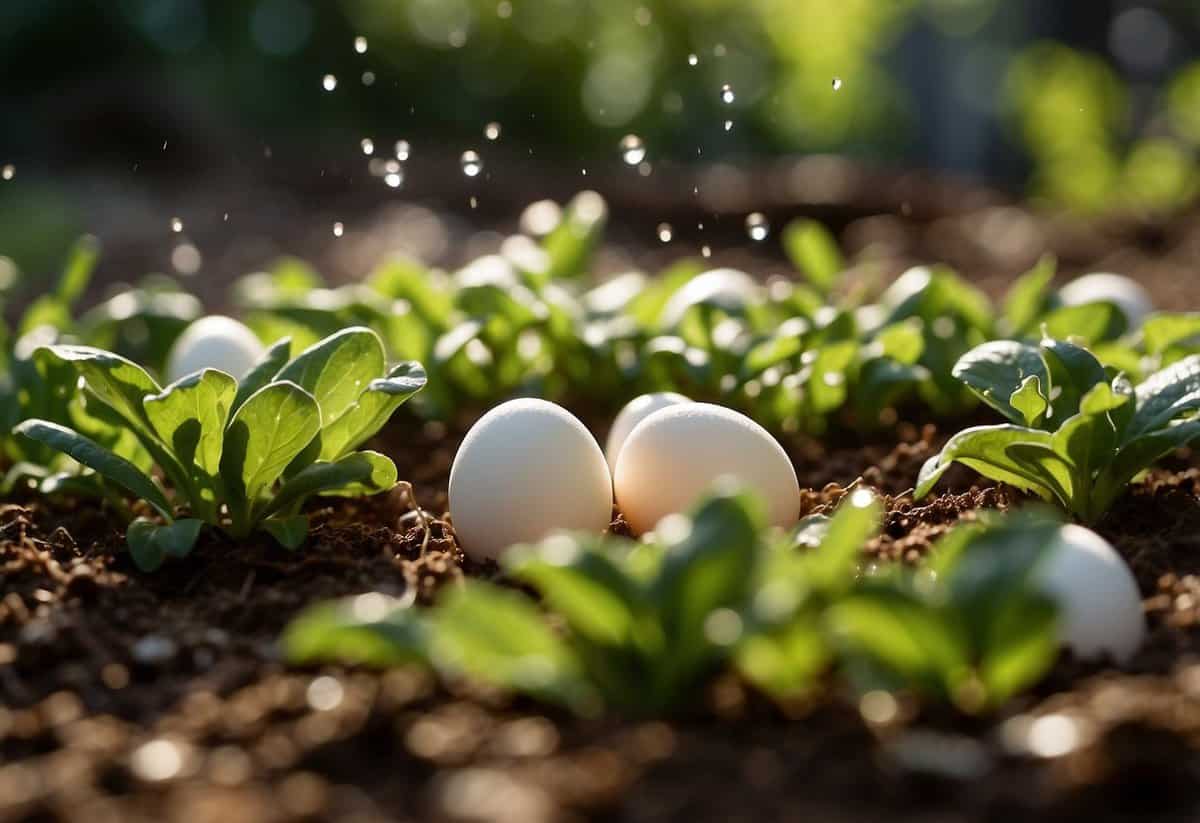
266,451,397,517
735,616,829,700
806,341,858,414
431,582,595,712
143,369,238,514
827,585,970,698
803,490,882,594
540,191,607,281
283,596,429,667
1095,418,1200,518
915,425,1058,501
1040,302,1119,345
627,260,705,328
14,419,172,519
276,327,386,425
505,535,644,648
1009,375,1048,427
1130,354,1200,438
978,591,1059,705
651,491,762,670
782,219,843,293
262,515,309,550
56,234,100,305
1143,313,1200,356
220,381,321,526
1002,254,1055,335
42,344,161,432
126,517,203,572
231,337,292,413
874,320,925,365
952,340,1049,425
317,361,426,460
1039,337,1108,426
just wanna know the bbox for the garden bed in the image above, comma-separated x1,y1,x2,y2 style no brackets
5,177,1200,822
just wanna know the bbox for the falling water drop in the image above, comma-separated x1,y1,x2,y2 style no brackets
484,122,501,141
361,138,375,155
657,223,673,243
332,222,344,237
745,212,770,241
620,134,646,165
1,165,13,181
354,36,368,54
322,74,337,91
701,245,712,258
384,172,403,188
460,150,483,177
170,217,183,233
638,161,653,177
361,71,376,86
395,140,411,161
687,53,699,67
832,76,843,91
720,84,735,104
724,119,733,132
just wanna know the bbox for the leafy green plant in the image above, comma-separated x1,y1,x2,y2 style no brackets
916,336,1200,521
284,489,1064,716
14,327,426,570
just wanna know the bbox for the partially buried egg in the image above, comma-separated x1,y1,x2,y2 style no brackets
449,398,613,561
613,402,799,535
165,315,266,384
604,392,691,471
1036,524,1145,664
1058,272,1153,329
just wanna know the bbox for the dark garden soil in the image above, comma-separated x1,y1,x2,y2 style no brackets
6,168,1200,822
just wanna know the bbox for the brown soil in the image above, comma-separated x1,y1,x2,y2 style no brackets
6,169,1200,822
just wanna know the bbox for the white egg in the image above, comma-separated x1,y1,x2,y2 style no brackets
165,315,266,384
449,398,613,561
1036,524,1145,664
1058,272,1153,328
613,402,799,535
604,392,691,471
660,268,761,327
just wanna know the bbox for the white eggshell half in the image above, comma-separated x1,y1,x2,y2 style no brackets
1058,272,1153,328
1036,524,1145,664
613,402,799,534
660,268,761,327
449,398,613,561
165,315,266,384
604,392,691,471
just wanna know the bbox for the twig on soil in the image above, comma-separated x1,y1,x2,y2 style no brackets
395,481,434,555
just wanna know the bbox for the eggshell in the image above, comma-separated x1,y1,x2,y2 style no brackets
1058,272,1153,328
165,316,266,384
1036,524,1145,664
660,268,761,327
604,392,691,471
613,402,799,534
449,399,613,561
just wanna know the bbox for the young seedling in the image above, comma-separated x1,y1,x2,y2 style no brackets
916,336,1200,522
15,326,426,570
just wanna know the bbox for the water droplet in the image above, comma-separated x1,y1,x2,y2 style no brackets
638,161,653,177
581,168,588,176
497,0,513,18
460,150,483,177
361,71,376,86
687,53,699,67
469,196,478,209
1,165,13,181
724,119,733,131
332,221,344,237
657,223,673,243
360,138,375,155
354,36,368,54
322,73,337,91
384,172,403,188
745,212,769,241
620,134,646,165
170,217,183,233
701,245,712,258
720,83,735,104
395,140,411,161
832,76,843,91
484,122,501,141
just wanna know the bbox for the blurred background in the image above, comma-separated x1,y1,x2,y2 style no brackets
1,0,1199,292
